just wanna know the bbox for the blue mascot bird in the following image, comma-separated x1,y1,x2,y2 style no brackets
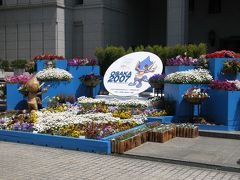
128,56,156,88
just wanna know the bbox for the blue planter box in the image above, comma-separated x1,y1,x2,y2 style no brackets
164,83,208,120
41,81,73,107
165,66,194,75
0,130,110,154
6,84,27,110
206,90,240,130
147,116,174,123
208,58,240,80
67,66,100,98
37,59,68,71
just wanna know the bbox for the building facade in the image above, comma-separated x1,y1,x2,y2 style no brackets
0,0,240,60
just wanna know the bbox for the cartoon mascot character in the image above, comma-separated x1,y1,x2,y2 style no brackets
128,56,157,88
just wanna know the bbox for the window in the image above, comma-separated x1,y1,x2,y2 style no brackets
0,0,3,6
75,0,83,5
189,0,195,13
208,0,221,14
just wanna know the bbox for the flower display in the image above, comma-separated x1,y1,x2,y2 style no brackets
34,54,64,60
36,68,73,81
77,96,149,108
148,74,165,89
166,54,198,66
183,88,209,103
80,73,101,87
206,50,240,58
209,80,240,91
222,60,240,74
5,74,33,84
144,109,167,117
164,69,213,84
68,57,97,66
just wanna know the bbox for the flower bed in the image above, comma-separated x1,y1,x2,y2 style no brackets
36,68,73,81
166,54,198,66
164,69,213,84
5,74,33,84
68,57,97,66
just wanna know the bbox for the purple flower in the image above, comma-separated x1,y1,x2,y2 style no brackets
166,55,198,66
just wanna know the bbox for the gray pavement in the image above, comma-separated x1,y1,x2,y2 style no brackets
0,141,240,180
125,137,240,171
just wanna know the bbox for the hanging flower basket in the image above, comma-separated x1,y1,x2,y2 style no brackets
184,97,208,104
80,73,102,87
81,79,101,87
183,88,209,104
149,82,164,89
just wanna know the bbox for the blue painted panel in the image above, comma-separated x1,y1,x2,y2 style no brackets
197,124,229,131
165,66,194,75
147,116,174,123
206,90,240,130
37,60,68,71
67,66,100,97
6,83,27,110
0,130,111,154
41,81,73,107
208,58,240,80
164,84,208,118
102,124,146,140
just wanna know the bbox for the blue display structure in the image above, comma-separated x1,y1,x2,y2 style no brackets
208,58,240,80
164,83,208,121
67,66,100,98
36,59,68,72
41,81,73,108
6,83,27,110
206,90,240,130
0,130,111,154
165,66,194,75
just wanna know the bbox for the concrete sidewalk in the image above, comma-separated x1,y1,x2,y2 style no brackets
124,137,240,172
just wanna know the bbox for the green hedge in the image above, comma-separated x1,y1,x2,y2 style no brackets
95,43,207,75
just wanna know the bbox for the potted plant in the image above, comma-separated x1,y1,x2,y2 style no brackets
222,59,240,75
80,73,101,87
11,59,27,75
148,74,165,89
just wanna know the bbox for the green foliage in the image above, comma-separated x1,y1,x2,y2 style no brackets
95,46,125,75
95,43,207,75
0,60,10,71
11,59,27,69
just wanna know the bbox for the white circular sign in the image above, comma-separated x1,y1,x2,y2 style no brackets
103,51,163,96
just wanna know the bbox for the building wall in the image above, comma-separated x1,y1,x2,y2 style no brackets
0,1,60,60
73,0,104,57
189,0,240,52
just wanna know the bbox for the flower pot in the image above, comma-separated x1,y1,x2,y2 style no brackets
184,97,208,104
82,79,101,87
149,82,164,89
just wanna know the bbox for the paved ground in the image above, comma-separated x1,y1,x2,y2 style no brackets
0,141,240,180
125,137,240,170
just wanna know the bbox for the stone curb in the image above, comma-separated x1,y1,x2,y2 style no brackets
113,154,240,174
199,131,240,140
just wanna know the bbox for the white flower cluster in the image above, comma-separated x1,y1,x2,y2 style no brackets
164,68,213,84
36,68,73,81
228,80,240,90
77,96,148,107
35,110,145,132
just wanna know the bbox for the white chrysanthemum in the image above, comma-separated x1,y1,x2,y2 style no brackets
164,68,213,84
77,97,148,107
35,109,145,132
36,68,73,81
